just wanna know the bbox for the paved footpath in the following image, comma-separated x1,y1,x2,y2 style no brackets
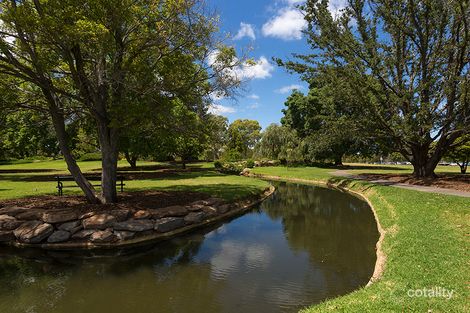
331,170,470,198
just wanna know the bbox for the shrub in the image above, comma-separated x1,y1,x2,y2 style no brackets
78,152,102,161
246,159,255,168
214,161,244,175
214,160,223,169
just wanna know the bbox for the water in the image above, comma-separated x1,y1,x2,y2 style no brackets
0,182,379,313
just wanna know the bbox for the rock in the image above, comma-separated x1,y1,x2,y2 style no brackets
202,206,218,217
192,198,225,207
42,210,79,224
114,230,135,241
240,168,251,176
217,204,231,214
163,205,188,217
154,217,185,233
0,206,28,217
149,206,188,219
13,221,54,244
108,209,130,221
71,230,95,240
0,230,14,242
79,212,95,219
82,214,116,230
90,230,115,243
58,220,81,232
133,210,150,219
113,219,154,232
47,230,71,243
184,212,205,224
16,209,45,221
0,215,22,231
188,204,204,212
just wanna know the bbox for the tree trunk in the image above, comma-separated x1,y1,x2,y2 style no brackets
410,145,440,178
334,153,343,166
97,123,119,204
458,162,468,174
124,151,137,169
48,106,100,204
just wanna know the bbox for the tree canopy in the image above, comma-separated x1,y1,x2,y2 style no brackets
279,0,470,177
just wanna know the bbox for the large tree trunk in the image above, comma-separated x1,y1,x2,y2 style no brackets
410,145,440,178
97,123,119,203
48,105,100,204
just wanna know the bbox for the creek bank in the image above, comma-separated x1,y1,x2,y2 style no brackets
0,186,275,250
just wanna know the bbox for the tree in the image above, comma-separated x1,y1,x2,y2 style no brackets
256,123,301,163
281,87,365,165
445,135,470,174
280,0,470,177
202,114,228,161
0,0,241,203
227,119,261,159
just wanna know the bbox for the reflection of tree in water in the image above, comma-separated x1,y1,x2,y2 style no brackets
0,234,224,313
262,182,379,289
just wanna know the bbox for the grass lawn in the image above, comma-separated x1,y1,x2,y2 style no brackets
252,166,469,313
0,159,269,202
343,162,462,175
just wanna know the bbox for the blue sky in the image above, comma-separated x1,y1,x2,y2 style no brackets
206,0,347,129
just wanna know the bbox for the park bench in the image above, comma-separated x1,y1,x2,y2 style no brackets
56,175,125,196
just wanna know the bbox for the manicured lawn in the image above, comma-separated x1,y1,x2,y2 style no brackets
0,160,269,201
343,163,462,175
252,166,469,313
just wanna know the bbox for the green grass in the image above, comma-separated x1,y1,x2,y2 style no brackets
252,166,469,313
0,159,269,201
343,162,462,175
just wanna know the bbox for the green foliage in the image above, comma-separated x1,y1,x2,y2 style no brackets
279,0,470,177
245,159,255,169
445,135,470,174
256,123,301,163
202,114,228,161
0,110,59,160
221,149,243,162
213,161,244,175
77,152,102,162
227,119,261,158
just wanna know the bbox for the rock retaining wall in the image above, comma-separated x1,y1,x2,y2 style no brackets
0,186,275,250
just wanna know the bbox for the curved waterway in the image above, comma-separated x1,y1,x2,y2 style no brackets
0,182,379,313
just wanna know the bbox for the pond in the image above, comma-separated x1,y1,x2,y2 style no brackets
0,182,379,313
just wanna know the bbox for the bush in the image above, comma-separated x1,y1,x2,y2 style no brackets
78,152,102,161
221,149,242,162
214,161,244,175
246,159,255,168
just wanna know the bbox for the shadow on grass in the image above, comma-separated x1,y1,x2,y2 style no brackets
0,168,218,183
0,169,57,174
128,183,263,201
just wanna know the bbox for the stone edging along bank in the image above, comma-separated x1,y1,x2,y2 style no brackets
249,173,386,287
0,186,275,250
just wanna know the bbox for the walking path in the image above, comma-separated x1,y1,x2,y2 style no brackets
331,170,470,198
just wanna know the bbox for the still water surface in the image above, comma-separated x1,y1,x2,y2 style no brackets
0,182,378,313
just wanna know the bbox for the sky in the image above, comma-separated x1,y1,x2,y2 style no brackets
206,0,347,129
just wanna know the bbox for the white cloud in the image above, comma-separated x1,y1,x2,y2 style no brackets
328,0,348,18
262,7,306,40
208,104,236,115
233,22,256,40
247,94,260,100
276,84,303,94
238,57,274,79
209,50,274,81
248,103,260,109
